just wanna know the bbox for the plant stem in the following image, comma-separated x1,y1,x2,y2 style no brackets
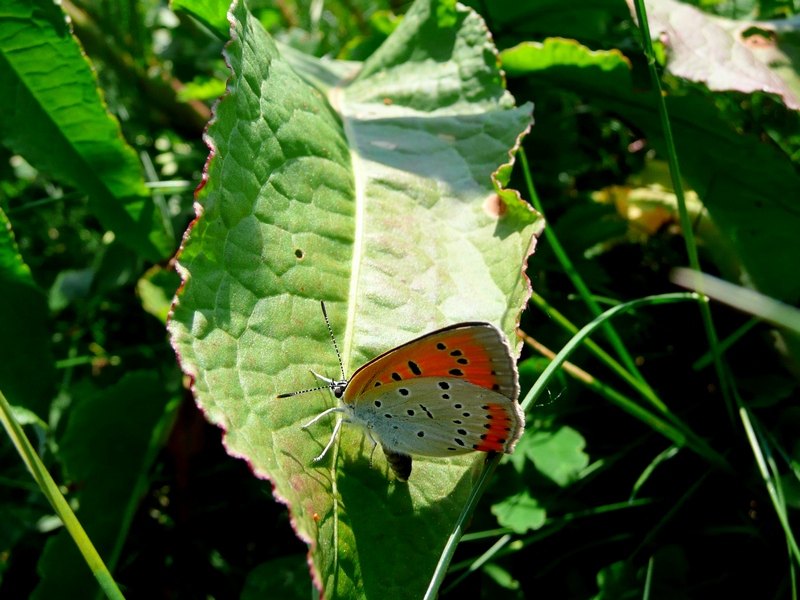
0,390,125,600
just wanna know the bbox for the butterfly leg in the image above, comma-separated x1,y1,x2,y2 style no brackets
366,429,378,467
310,370,335,385
311,417,350,463
301,406,346,429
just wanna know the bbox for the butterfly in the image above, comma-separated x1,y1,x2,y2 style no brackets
278,302,525,481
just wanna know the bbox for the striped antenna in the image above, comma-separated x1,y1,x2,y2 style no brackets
276,301,347,398
320,300,346,381
276,383,330,399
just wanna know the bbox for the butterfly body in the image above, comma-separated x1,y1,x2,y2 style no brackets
280,306,525,481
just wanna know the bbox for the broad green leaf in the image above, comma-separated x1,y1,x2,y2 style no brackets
515,426,589,487
137,264,182,324
0,207,55,417
171,0,231,39
241,554,312,600
482,563,522,595
168,0,542,596
501,38,800,304
32,372,175,599
592,560,639,600
490,489,546,534
0,0,173,262
461,0,630,47
640,0,800,110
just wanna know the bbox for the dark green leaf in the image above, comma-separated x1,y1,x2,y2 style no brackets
0,0,174,261
0,207,55,417
501,38,800,303
491,489,546,534
31,371,175,599
241,554,312,600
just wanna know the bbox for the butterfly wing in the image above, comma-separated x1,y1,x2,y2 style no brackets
344,323,518,404
354,378,525,458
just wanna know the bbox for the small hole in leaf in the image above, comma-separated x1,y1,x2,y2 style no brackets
295,249,304,259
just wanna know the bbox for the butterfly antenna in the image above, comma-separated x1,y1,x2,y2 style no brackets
320,300,346,381
276,385,330,399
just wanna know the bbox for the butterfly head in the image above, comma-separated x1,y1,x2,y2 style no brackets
276,370,349,400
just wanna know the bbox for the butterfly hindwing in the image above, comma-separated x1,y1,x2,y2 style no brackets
353,378,525,458
345,323,518,403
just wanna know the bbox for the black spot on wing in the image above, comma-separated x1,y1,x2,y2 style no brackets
408,361,422,375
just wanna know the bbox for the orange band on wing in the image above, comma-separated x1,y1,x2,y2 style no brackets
474,402,516,453
346,325,516,401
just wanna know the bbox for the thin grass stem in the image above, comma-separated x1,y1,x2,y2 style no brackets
519,147,649,387
631,0,735,425
0,390,125,600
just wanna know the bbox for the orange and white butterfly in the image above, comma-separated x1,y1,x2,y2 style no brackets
278,302,525,481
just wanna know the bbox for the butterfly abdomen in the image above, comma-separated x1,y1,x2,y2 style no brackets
383,447,412,482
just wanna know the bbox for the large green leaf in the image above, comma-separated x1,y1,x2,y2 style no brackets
0,0,173,261
0,207,54,417
501,38,800,304
640,0,800,110
168,0,541,596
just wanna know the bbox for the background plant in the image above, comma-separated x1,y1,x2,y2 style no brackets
0,0,798,598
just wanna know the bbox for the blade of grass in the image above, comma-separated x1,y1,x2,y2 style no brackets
0,389,125,600
692,317,760,371
425,292,731,599
630,468,712,562
459,497,658,545
630,445,680,503
518,330,717,464
519,292,731,473
441,533,513,594
632,0,734,424
672,269,800,333
519,147,648,387
643,556,654,600
528,291,670,415
96,396,181,600
423,453,503,600
740,406,800,565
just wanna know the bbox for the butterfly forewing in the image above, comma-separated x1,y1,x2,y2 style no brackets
344,323,519,404
354,378,524,457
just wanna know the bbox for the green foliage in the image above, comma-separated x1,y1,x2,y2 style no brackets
491,490,546,534
0,0,799,598
32,372,175,599
168,1,540,595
